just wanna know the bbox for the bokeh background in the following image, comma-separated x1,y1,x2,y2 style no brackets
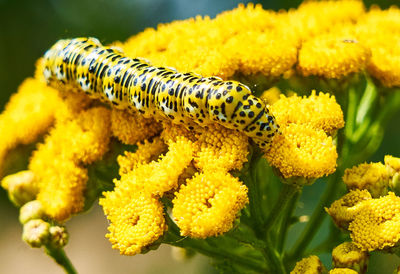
1,0,400,273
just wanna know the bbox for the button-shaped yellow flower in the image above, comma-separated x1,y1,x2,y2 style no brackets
349,192,400,251
326,189,372,230
332,242,369,273
343,162,389,197
290,255,326,274
172,170,248,238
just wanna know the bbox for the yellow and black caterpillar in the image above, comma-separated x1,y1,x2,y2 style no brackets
43,37,279,148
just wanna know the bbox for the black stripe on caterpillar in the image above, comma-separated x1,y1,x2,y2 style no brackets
42,37,279,149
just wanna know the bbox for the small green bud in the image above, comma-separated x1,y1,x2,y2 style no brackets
22,219,50,248
1,170,38,207
19,200,46,224
49,226,69,249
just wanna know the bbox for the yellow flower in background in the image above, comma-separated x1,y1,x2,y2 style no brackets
287,0,365,41
172,170,248,238
270,91,344,135
343,162,389,197
194,123,248,172
265,123,337,179
111,109,162,145
117,137,167,175
101,193,167,256
385,155,400,191
29,107,111,221
332,242,369,273
121,3,297,79
290,255,326,274
326,189,371,230
349,192,400,251
297,34,371,79
0,78,62,175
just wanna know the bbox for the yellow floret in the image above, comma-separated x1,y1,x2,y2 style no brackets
101,193,167,256
111,109,162,145
260,87,281,105
329,269,358,274
270,91,344,135
265,123,338,179
117,137,167,175
326,189,371,230
349,192,400,251
343,162,389,197
290,255,326,274
172,170,248,238
194,123,248,172
297,33,371,79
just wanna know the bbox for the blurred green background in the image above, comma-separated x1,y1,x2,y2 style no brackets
1,0,400,273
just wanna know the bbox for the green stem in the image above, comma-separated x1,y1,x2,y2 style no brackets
277,191,300,253
286,170,341,262
262,183,299,234
262,240,286,274
44,246,77,274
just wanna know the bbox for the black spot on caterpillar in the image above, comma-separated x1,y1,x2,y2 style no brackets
43,37,279,148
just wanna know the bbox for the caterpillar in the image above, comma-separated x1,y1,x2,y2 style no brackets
42,37,279,149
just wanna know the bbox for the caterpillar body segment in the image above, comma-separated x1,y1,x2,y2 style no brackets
43,37,279,149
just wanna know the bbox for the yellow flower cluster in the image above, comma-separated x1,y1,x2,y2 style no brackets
266,92,343,179
172,170,248,238
29,107,111,221
100,136,194,255
0,78,62,176
290,255,326,274
328,188,400,251
120,3,297,79
355,6,400,87
343,162,389,197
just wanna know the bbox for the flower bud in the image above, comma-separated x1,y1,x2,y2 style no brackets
22,219,50,248
19,200,46,224
1,170,38,207
49,226,69,249
332,242,369,273
385,155,400,194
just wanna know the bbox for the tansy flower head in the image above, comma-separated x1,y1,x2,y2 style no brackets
343,162,389,197
290,255,326,274
332,242,369,273
326,189,372,230
288,0,365,41
194,123,248,172
349,192,400,251
29,107,111,221
270,91,344,135
22,219,51,248
297,33,371,79
101,193,167,256
0,78,63,175
111,109,162,145
172,171,248,238
265,123,337,179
